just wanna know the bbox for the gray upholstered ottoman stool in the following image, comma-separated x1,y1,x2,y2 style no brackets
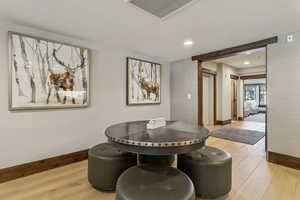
88,143,137,191
178,146,232,198
116,165,195,200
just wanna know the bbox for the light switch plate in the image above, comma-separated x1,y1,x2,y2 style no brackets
287,34,295,43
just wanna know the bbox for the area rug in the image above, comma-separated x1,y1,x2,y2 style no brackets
211,127,265,145
245,113,266,123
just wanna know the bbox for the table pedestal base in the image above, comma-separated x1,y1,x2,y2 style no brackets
138,154,177,167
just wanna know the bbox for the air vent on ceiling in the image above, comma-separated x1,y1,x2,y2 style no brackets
129,0,194,19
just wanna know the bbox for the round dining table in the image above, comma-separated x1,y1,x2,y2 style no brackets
105,120,210,156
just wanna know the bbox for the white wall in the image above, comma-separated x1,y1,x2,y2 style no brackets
203,75,214,125
0,23,171,169
216,63,238,121
268,33,300,158
170,59,197,124
237,79,244,118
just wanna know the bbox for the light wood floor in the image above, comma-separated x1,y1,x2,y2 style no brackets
0,121,299,200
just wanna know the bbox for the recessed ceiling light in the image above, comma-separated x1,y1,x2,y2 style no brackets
244,61,250,65
184,40,194,47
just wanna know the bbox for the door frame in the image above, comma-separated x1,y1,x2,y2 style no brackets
230,76,238,120
193,37,277,151
193,37,277,126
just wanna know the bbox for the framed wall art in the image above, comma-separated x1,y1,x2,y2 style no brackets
127,57,161,105
9,32,90,110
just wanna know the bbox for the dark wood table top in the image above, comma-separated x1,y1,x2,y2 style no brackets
105,121,210,155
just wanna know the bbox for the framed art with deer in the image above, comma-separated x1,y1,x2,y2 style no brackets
127,57,161,105
8,32,90,110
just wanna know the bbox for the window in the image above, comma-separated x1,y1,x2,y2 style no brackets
245,85,257,101
244,84,266,106
259,85,266,106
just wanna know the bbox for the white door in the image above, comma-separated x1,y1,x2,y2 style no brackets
203,75,214,126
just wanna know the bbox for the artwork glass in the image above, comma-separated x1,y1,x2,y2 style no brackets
9,32,90,110
127,57,161,105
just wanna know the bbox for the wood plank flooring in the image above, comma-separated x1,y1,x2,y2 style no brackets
0,121,299,200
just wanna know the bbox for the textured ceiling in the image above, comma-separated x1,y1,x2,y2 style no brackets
0,0,299,61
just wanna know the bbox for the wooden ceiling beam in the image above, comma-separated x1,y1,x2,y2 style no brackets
192,37,278,61
240,74,267,80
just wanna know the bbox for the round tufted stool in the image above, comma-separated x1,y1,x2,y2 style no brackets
116,165,195,200
88,143,137,191
178,146,232,198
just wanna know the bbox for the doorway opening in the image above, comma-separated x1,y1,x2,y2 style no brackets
202,47,266,130
244,78,267,123
201,47,267,146
192,37,277,150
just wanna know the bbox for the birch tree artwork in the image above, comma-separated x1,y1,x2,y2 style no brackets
9,32,90,110
127,57,161,105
